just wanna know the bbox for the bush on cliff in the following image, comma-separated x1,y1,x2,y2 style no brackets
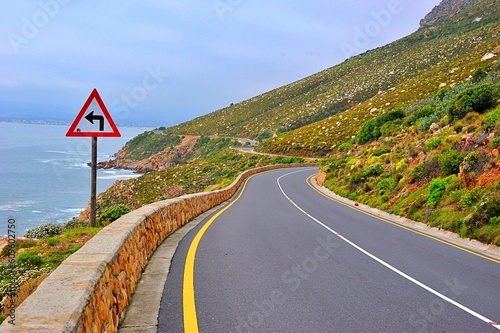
447,83,497,121
25,223,64,239
98,205,130,225
356,110,405,144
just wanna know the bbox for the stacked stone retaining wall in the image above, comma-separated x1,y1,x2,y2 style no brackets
0,164,312,333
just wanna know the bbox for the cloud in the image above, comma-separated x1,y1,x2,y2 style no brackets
0,0,442,126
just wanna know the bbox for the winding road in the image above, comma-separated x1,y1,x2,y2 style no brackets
157,167,500,332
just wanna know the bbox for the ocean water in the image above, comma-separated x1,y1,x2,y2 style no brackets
0,122,151,235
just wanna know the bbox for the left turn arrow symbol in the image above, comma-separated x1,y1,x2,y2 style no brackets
85,111,105,131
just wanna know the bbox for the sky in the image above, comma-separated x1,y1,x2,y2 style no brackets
0,0,442,127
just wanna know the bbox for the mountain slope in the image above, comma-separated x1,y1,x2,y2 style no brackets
168,0,499,145
261,0,500,156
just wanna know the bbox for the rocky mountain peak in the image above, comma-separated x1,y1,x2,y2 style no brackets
420,0,477,28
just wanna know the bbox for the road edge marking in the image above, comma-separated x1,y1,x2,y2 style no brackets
182,177,251,333
277,170,500,330
305,174,500,265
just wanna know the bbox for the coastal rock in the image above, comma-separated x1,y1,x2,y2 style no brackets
97,135,199,173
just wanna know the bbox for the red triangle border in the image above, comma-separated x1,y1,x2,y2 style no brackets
66,88,121,137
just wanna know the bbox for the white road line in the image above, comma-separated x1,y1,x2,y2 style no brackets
277,170,500,331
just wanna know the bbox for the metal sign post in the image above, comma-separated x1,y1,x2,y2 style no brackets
66,88,121,227
90,137,98,227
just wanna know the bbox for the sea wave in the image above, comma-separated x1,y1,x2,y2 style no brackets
67,162,90,169
60,208,85,214
0,201,35,212
45,150,80,155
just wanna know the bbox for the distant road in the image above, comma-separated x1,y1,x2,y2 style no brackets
231,146,255,153
230,146,321,162
158,167,500,332
235,138,258,146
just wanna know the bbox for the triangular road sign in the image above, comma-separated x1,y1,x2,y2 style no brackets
66,88,121,137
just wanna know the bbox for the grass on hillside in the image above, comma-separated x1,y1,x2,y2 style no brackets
124,130,182,160
0,224,102,323
319,69,500,246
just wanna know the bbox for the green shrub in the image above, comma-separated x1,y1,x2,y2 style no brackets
493,137,500,148
271,156,305,164
484,193,500,218
448,84,496,121
63,219,89,230
404,104,436,126
463,212,484,231
418,114,440,131
461,151,488,175
450,189,464,203
47,237,60,246
460,225,468,238
16,252,42,266
394,159,408,173
362,182,373,193
357,119,380,144
438,150,466,176
362,164,384,178
408,195,427,218
380,119,402,137
344,156,360,166
337,142,354,153
377,177,398,192
25,223,64,239
461,187,483,208
453,122,464,133
428,178,448,207
412,158,442,180
357,110,405,144
372,147,391,156
472,68,487,83
98,205,130,225
412,164,427,181
256,129,273,142
484,108,500,126
489,217,500,226
425,137,442,151
435,89,448,101
349,172,365,191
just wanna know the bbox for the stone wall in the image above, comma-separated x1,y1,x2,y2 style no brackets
0,164,310,333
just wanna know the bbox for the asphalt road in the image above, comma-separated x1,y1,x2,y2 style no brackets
158,167,500,333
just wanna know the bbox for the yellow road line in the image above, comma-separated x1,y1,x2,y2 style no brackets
183,178,251,333
306,174,500,265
